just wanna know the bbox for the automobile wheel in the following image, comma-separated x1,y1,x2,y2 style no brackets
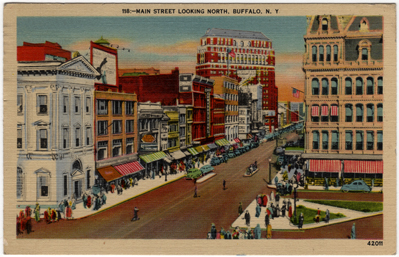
342,190,349,193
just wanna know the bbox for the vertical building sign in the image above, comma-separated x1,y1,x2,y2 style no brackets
205,88,211,137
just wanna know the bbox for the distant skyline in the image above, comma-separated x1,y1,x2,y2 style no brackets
17,16,307,102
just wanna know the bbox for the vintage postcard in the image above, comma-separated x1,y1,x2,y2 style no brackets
3,3,396,255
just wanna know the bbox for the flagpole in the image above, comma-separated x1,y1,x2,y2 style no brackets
291,87,304,94
227,47,230,77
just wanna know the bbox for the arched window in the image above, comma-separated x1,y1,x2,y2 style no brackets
311,104,319,122
367,131,374,150
377,131,383,150
17,168,23,199
312,78,319,95
330,104,339,122
345,104,353,122
356,131,364,150
356,77,363,95
312,46,317,62
377,77,383,94
322,131,329,150
322,78,329,95
326,45,331,61
313,131,320,150
362,48,368,60
321,104,329,122
72,160,82,171
331,131,339,150
331,78,338,95
367,77,374,94
377,104,383,122
345,131,353,150
333,45,338,62
322,18,328,31
319,45,324,62
356,104,363,122
345,77,352,95
366,104,374,122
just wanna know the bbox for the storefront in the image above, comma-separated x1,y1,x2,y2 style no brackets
343,160,383,179
114,161,144,180
194,145,205,164
306,159,341,186
207,143,218,158
96,166,123,188
169,150,187,173
139,151,167,179
215,138,230,155
188,147,200,167
181,147,192,169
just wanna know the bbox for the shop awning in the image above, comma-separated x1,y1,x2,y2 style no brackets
331,105,338,116
311,106,319,117
97,166,122,182
170,150,186,160
344,160,383,174
207,143,218,150
201,145,210,152
309,159,341,173
321,105,329,116
195,146,204,153
215,138,230,146
139,151,167,163
188,147,199,155
114,161,144,176
182,150,191,156
234,138,241,143
163,157,173,164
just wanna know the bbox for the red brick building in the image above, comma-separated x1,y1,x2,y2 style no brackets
195,28,278,131
212,96,225,141
17,41,71,62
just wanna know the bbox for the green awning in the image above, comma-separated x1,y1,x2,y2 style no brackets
139,151,167,163
195,146,204,153
188,147,199,155
216,138,230,146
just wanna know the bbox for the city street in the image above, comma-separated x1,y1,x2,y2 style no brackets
18,132,382,240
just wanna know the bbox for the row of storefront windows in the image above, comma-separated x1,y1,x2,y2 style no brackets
310,103,383,123
97,100,134,116
97,138,134,160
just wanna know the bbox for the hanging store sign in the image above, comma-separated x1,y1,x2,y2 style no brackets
205,88,212,137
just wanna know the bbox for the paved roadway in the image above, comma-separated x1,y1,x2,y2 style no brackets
18,132,382,239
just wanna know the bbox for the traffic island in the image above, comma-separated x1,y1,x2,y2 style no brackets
243,168,259,177
197,172,217,183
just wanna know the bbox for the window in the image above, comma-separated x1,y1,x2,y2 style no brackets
333,45,338,62
367,131,374,150
112,120,122,134
17,128,22,148
180,127,185,137
362,48,368,60
126,101,134,115
112,101,122,115
312,131,319,150
331,78,338,95
321,105,329,122
356,78,363,95
37,95,48,114
322,78,329,95
366,77,374,95
319,45,324,61
39,176,48,197
63,96,68,113
345,131,353,150
322,18,328,30
377,131,383,150
345,78,352,95
17,95,23,113
312,78,319,95
63,175,68,196
75,97,80,113
330,105,339,122
86,170,91,190
38,129,47,149
312,46,317,62
377,104,383,122
356,104,363,122
97,100,108,115
63,128,69,148
169,124,178,132
86,127,91,146
112,139,122,157
168,138,177,148
126,120,134,133
97,120,108,135
356,131,363,150
331,131,339,150
97,141,108,160
345,104,353,122
366,104,374,122
17,168,23,199
326,45,331,61
75,127,81,147
322,131,329,150
179,114,186,124
377,77,383,94
126,138,134,154
86,97,90,113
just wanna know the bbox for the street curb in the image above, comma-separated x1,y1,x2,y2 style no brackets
74,175,186,220
197,173,217,183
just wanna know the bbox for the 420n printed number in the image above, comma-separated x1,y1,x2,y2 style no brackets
367,241,383,246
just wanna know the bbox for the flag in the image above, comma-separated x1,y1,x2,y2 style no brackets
229,50,236,58
293,88,300,98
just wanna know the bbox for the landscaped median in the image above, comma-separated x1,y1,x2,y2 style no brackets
290,205,346,225
304,200,383,213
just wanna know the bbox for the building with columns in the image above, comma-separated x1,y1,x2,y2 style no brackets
302,15,383,184
17,55,99,207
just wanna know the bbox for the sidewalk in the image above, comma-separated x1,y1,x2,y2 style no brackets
231,198,382,231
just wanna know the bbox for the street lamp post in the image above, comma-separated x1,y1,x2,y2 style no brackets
268,157,272,184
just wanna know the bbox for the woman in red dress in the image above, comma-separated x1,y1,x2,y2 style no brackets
87,195,92,208
262,195,268,207
110,183,115,193
66,205,72,219
288,205,293,218
44,209,50,223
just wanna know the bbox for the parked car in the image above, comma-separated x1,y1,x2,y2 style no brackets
341,180,371,193
186,168,202,180
210,156,221,166
275,146,285,155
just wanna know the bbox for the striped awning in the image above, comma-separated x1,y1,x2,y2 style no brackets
114,161,144,176
331,105,338,116
207,143,218,150
344,160,383,174
188,147,199,155
216,138,230,146
170,150,186,160
182,150,191,156
139,151,167,163
321,105,329,116
234,138,241,143
309,159,341,173
201,145,210,151
195,146,204,153
97,166,122,182
312,106,319,117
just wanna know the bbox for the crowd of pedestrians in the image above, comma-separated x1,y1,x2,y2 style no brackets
207,223,266,239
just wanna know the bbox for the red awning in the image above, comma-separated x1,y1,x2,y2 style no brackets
309,159,341,173
331,105,338,116
321,105,329,116
311,106,319,117
97,166,122,182
234,138,241,143
344,160,383,174
114,161,145,176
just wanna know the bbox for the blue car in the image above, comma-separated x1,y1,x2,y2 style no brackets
341,180,371,193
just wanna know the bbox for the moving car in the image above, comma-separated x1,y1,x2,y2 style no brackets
341,180,371,193
275,146,285,155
